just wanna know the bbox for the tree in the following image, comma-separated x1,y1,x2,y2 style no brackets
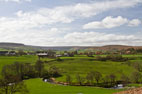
66,75,72,85
133,62,142,72
1,62,37,80
48,66,61,77
96,56,106,61
13,62,24,80
93,71,102,84
131,71,141,83
0,75,29,94
121,74,130,84
109,74,116,85
102,75,112,88
17,50,26,56
35,60,44,77
102,75,109,84
56,57,62,61
1,62,26,80
86,72,94,85
76,74,84,85
23,63,37,79
106,54,124,61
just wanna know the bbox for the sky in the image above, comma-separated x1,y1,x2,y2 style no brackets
0,0,142,46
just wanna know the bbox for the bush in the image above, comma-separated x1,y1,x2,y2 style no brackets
48,66,62,78
96,54,128,62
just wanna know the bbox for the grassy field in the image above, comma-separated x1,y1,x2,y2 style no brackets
45,58,136,82
0,54,142,94
25,78,121,94
0,55,38,71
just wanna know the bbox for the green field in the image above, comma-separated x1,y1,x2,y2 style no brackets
0,54,142,94
0,55,38,71
25,78,121,94
46,58,135,82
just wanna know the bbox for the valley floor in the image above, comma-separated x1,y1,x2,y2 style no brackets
1,55,142,94
25,78,121,94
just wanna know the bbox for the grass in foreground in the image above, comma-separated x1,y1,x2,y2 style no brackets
25,78,121,94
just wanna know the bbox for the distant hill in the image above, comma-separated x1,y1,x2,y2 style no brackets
95,45,142,50
0,42,142,51
0,42,38,51
0,42,25,47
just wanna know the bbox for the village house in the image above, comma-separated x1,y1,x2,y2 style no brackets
37,51,56,58
8,51,16,55
55,54,62,57
37,52,49,58
64,52,69,56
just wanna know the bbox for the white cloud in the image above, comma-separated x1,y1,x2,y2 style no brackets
3,0,141,25
0,27,67,46
35,0,142,23
128,19,141,26
0,0,142,46
61,32,139,46
42,31,141,46
0,0,141,31
0,28,141,46
0,0,31,3
83,16,142,29
83,16,128,29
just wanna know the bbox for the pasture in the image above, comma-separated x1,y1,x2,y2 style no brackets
45,58,135,82
25,78,121,94
0,54,142,94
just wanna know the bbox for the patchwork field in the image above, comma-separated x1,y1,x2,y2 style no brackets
0,54,142,94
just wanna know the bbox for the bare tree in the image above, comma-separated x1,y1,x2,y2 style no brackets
76,74,85,85
121,74,130,84
109,73,116,85
131,71,141,83
133,62,142,72
86,72,94,85
35,60,44,77
66,75,72,85
93,71,102,84
0,75,29,94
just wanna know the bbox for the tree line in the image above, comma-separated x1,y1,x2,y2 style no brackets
0,60,61,94
66,70,142,88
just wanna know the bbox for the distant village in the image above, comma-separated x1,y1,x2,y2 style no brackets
0,47,142,58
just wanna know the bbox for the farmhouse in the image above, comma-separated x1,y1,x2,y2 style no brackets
63,52,74,57
8,51,16,55
64,53,69,56
55,54,62,57
37,51,56,58
37,53,49,58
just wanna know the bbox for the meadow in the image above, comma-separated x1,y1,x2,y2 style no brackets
25,78,121,94
46,58,135,82
0,54,142,94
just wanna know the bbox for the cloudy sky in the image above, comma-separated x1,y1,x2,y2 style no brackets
0,0,142,46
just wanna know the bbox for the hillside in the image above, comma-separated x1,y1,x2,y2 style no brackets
0,42,24,47
0,42,142,51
